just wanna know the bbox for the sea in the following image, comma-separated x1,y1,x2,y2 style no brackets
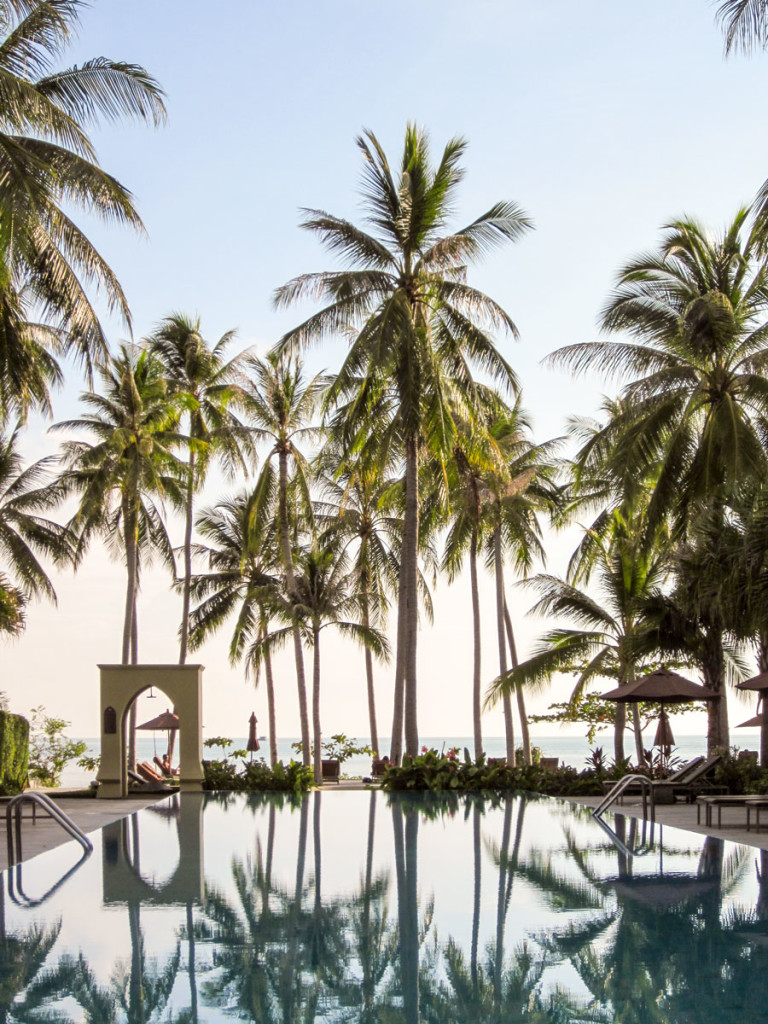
58,730,762,788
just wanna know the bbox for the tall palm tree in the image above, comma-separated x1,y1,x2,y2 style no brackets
188,488,282,767
145,312,249,666
315,445,401,757
54,345,184,764
0,424,72,614
548,211,768,746
256,539,388,784
483,402,555,765
490,507,669,764
274,125,531,761
0,0,166,408
241,351,324,766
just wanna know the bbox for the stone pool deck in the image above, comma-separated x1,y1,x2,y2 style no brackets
5,785,768,869
568,794,768,850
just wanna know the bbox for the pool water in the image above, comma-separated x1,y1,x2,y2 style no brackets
2,791,767,1022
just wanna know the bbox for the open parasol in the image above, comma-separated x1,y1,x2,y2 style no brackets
735,675,768,765
247,712,260,760
137,708,179,759
601,667,716,756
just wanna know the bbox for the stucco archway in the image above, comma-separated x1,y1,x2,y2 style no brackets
97,664,205,798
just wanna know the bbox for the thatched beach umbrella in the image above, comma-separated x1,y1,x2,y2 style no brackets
601,667,716,759
735,673,768,765
247,712,260,761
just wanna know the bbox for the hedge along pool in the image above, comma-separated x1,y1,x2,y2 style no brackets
2,791,767,1022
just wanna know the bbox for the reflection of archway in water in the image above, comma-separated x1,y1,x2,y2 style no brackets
97,664,204,798
102,793,204,906
123,796,182,889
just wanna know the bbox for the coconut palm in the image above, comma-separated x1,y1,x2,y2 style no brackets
482,403,556,765
240,350,325,766
718,0,768,53
548,212,768,746
54,345,185,765
315,444,401,757
274,124,531,761
255,539,389,784
0,0,166,406
0,574,23,636
549,211,768,538
145,313,250,665
490,505,669,764
0,424,72,613
188,487,282,766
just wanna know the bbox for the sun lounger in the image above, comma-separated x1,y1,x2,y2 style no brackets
653,754,724,803
601,756,705,800
371,758,389,778
127,767,172,793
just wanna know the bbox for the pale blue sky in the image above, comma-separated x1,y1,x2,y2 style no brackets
5,1,767,741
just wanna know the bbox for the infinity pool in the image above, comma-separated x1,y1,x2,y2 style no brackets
1,791,766,1022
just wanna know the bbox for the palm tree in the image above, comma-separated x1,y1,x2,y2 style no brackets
241,350,324,766
490,507,669,764
0,425,72,617
0,574,23,637
548,211,768,746
0,0,166,408
146,313,249,666
257,539,388,784
483,403,555,765
54,345,184,765
315,445,401,757
188,488,282,766
274,125,532,761
717,1,768,53
440,414,508,760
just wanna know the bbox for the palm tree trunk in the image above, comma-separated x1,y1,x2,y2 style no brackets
263,621,278,768
494,527,515,765
278,448,311,766
503,591,529,765
704,639,729,754
403,434,420,758
361,594,379,756
631,704,644,766
759,637,768,767
470,529,483,759
312,624,322,785
178,449,196,665
123,503,139,770
390,559,408,763
122,504,138,665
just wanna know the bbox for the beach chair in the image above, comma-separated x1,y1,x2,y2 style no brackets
653,753,724,804
602,757,708,802
371,758,389,778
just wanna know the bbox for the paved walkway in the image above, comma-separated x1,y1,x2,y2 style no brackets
0,793,168,871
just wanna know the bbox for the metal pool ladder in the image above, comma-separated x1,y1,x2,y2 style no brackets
6,791,93,866
593,774,656,822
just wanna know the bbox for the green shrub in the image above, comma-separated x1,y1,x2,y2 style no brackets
0,710,28,795
27,707,86,788
203,757,313,793
380,748,604,796
713,747,768,794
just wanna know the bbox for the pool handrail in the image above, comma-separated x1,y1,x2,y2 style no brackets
593,773,656,821
6,791,93,866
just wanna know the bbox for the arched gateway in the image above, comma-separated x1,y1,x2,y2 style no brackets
97,664,205,797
